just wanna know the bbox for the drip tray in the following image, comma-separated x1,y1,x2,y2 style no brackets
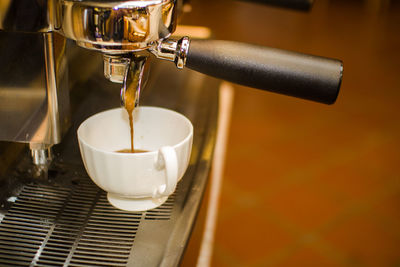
0,178,177,266
0,60,220,266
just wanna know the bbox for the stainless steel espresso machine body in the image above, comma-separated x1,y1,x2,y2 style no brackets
0,2,69,167
0,0,180,168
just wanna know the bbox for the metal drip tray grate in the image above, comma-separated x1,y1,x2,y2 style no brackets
144,194,175,221
0,177,183,266
0,179,148,266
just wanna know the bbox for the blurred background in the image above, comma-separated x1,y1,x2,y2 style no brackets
180,0,400,266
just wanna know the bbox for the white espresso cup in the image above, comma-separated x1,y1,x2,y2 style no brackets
77,106,193,211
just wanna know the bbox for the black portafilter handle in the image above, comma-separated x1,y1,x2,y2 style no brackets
185,40,343,104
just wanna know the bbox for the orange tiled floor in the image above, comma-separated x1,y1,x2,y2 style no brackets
181,0,400,266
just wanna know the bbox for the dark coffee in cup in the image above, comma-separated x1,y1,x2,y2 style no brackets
116,149,148,153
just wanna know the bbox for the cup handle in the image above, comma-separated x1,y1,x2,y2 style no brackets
154,146,178,197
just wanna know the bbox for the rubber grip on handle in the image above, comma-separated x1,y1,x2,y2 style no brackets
186,40,343,104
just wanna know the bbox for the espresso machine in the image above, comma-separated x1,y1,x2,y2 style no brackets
0,0,342,266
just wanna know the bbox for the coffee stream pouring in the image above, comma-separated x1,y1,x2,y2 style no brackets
61,0,342,105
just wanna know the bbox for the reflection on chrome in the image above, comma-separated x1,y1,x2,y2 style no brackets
60,0,176,53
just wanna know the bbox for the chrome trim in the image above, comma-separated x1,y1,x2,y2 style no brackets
176,36,190,69
103,55,131,84
149,36,190,69
30,144,53,166
43,32,61,144
60,0,177,54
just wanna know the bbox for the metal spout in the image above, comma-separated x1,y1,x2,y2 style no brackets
120,55,149,108
103,55,131,84
30,143,53,178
